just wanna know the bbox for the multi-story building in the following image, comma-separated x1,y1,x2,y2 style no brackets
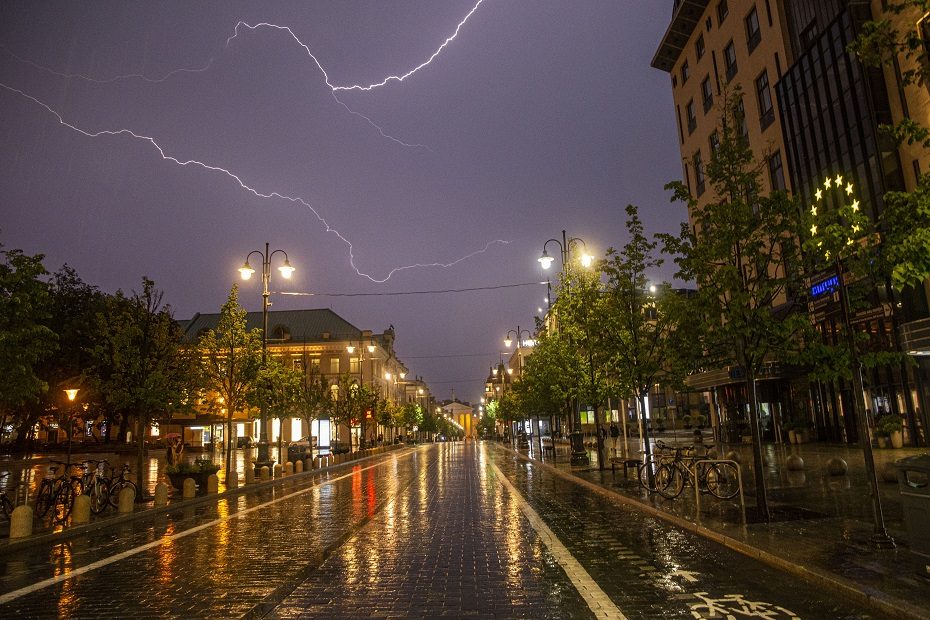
653,0,930,445
175,308,429,450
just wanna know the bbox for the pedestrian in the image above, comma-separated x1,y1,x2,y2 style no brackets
165,438,175,466
609,422,620,456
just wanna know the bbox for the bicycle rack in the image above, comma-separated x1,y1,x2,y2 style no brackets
692,458,746,524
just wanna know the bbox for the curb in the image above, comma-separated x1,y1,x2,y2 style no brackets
0,446,410,557
502,445,929,620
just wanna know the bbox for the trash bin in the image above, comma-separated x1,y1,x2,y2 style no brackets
895,454,930,558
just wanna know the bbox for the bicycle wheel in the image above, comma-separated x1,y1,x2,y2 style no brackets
109,480,138,507
90,480,110,514
35,481,54,517
55,483,75,520
657,463,685,499
638,458,661,492
706,462,740,500
0,494,13,519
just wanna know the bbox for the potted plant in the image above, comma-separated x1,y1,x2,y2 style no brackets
877,414,903,449
682,414,693,430
166,458,221,492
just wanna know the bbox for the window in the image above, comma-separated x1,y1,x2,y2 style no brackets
701,76,713,113
309,357,321,372
694,150,706,196
736,98,749,143
717,0,729,25
745,7,761,53
328,357,340,374
696,34,705,60
709,130,720,157
292,357,304,372
769,151,786,191
724,40,738,80
755,70,774,129
681,60,690,84
271,325,291,342
350,357,360,374
686,100,697,133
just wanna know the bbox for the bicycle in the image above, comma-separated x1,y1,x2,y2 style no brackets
79,459,111,514
108,463,138,506
35,460,80,520
0,472,16,520
656,446,740,500
637,440,677,493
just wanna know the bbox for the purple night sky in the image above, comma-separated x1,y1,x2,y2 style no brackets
0,1,685,403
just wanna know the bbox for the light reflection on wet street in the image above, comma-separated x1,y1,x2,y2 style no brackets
0,442,882,618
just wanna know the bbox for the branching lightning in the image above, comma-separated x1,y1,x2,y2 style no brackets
0,81,508,283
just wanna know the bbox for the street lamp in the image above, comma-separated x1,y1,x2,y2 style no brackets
63,388,80,471
806,175,894,548
239,242,294,466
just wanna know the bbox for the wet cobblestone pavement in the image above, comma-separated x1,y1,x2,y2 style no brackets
0,442,887,618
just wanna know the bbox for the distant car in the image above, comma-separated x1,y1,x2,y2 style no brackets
286,436,318,462
236,436,254,449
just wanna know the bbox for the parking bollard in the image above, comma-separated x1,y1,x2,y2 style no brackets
284,462,294,476
226,470,238,489
9,505,34,538
118,485,136,512
154,482,169,506
245,466,255,485
273,463,283,478
182,478,197,499
72,494,92,524
260,465,270,481
295,460,303,473
207,473,219,494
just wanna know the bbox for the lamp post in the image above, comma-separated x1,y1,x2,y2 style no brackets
239,242,295,466
63,388,80,472
807,175,894,549
538,230,593,465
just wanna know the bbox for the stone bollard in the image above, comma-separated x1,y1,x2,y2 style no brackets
118,485,136,512
827,457,848,476
285,462,294,476
207,473,219,494
295,460,303,473
724,450,741,463
182,478,197,499
154,482,169,506
226,470,238,490
9,505,34,538
305,457,313,471
881,463,898,483
260,465,270,481
786,454,805,471
245,466,256,485
273,463,283,479
72,494,92,524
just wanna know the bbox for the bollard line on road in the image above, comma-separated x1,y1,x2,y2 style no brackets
0,448,419,606
489,460,626,620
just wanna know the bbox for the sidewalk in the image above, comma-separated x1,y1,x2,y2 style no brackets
511,437,930,619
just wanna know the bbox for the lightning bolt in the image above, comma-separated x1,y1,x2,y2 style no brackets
0,81,509,282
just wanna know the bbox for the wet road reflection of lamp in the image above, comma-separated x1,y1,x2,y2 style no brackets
239,242,295,466
538,230,593,465
63,388,80,471
806,175,894,549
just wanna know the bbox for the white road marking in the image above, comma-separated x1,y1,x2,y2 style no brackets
489,460,627,620
0,452,414,605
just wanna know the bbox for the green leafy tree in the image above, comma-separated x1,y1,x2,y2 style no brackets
292,360,329,444
253,356,304,457
662,88,808,520
198,285,263,473
0,247,58,445
87,278,198,494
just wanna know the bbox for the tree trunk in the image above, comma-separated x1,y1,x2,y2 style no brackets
595,404,606,470
225,413,234,475
135,415,147,501
638,390,653,461
745,373,770,521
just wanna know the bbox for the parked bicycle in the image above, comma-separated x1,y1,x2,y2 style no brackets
108,463,138,506
0,472,16,520
78,459,111,515
656,446,740,500
637,440,677,493
35,460,81,520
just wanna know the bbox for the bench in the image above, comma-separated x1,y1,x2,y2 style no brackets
610,457,641,478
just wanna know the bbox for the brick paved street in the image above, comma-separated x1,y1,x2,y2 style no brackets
0,442,886,618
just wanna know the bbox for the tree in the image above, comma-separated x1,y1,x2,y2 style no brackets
0,246,58,445
253,356,304,459
198,285,263,474
292,359,329,445
87,278,198,495
600,205,691,461
662,88,808,520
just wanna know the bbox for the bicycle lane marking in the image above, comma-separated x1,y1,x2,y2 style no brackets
0,450,419,606
488,459,627,620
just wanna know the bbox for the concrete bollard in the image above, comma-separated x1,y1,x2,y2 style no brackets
306,457,314,471
72,494,92,523
226,470,238,490
118,485,136,512
9,505,34,538
786,454,805,471
827,457,848,476
154,482,169,506
260,465,270,481
245,466,256,485
207,473,219,494
273,463,283,479
285,462,294,476
182,478,197,499
295,459,303,473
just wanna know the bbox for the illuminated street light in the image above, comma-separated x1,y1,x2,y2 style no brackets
239,242,295,466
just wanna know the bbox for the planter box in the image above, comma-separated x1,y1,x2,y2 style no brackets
167,472,215,493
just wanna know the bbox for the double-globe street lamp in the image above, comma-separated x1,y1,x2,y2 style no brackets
239,242,295,466
538,230,593,465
